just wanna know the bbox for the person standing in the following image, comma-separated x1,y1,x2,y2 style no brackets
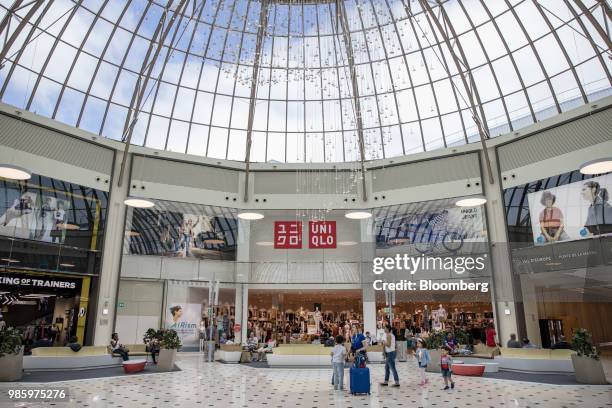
440,348,455,390
330,335,347,391
380,326,400,387
485,323,497,348
416,339,430,386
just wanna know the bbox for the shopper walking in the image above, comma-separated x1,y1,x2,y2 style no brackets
416,339,430,386
330,335,347,391
380,326,400,387
440,347,455,390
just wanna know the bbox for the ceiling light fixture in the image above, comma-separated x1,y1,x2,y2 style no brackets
124,197,155,208
256,241,274,246
345,211,372,220
337,241,358,246
579,157,612,175
0,164,31,180
455,197,487,207
1,258,20,263
237,212,264,220
59,262,75,268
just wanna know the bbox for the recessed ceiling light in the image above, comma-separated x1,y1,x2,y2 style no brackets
345,211,372,219
256,241,274,246
124,197,155,208
0,164,31,180
337,241,358,246
455,197,487,207
237,212,264,220
579,158,612,175
1,258,20,263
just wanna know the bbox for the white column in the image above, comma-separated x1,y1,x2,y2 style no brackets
360,217,376,335
236,219,251,344
481,148,519,344
93,152,130,345
520,274,542,346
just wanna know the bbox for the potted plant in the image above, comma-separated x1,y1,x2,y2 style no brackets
0,328,24,381
571,328,607,384
156,329,181,371
424,330,447,373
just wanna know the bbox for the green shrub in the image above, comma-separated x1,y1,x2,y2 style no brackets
572,328,599,360
0,327,23,358
424,330,447,349
143,328,181,350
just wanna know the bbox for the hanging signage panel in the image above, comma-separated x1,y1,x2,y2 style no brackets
309,221,336,249
274,221,303,249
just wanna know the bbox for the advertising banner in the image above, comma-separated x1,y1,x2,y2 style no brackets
309,221,336,249
274,221,302,249
165,303,201,347
527,173,612,245
0,191,72,244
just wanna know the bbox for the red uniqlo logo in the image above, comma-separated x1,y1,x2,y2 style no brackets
274,221,302,249
309,221,336,249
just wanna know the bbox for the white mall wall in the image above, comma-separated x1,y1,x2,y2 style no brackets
0,96,610,345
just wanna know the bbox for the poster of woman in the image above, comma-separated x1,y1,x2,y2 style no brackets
528,173,612,244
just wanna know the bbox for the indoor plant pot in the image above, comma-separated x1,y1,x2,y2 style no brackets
0,328,24,381
157,348,177,371
425,349,442,373
571,329,608,384
571,354,607,384
156,328,181,371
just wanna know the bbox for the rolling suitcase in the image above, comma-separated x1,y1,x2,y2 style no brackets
349,367,371,395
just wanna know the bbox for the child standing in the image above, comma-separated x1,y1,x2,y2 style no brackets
415,339,430,386
330,335,347,391
440,347,455,390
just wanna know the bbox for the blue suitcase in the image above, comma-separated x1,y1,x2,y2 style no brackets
349,367,370,395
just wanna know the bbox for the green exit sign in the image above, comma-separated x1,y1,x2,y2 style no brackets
118,302,125,308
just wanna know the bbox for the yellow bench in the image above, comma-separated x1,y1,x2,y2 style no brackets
500,347,575,359
108,344,149,357
273,345,328,355
32,346,109,357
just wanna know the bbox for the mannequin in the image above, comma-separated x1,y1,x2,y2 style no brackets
422,305,430,332
437,304,447,330
314,307,322,334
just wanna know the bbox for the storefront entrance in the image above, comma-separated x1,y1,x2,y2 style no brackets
375,290,494,341
0,270,90,351
247,289,362,343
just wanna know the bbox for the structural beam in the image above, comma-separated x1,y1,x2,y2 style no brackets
0,0,44,68
418,0,495,185
117,0,189,188
243,0,270,202
337,0,368,201
572,0,612,52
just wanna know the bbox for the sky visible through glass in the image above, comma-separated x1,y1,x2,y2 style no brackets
0,0,610,163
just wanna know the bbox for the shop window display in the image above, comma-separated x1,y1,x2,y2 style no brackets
247,289,363,345
0,174,107,347
164,283,236,349
125,200,237,260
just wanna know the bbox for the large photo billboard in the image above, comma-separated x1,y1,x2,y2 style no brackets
527,173,612,245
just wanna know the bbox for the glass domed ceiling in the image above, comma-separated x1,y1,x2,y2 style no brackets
0,0,609,163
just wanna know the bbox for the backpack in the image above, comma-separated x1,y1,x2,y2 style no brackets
354,351,366,368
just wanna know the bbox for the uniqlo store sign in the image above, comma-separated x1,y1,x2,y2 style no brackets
274,221,336,249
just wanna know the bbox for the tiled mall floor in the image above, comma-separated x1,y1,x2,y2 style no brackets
1,354,611,408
